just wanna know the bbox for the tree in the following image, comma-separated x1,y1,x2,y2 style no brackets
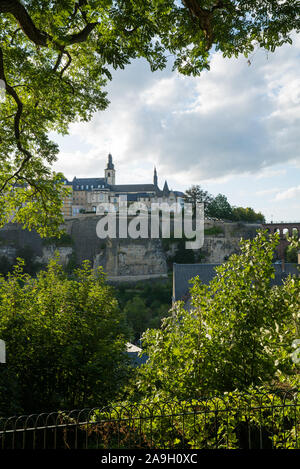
286,244,298,263
232,206,265,223
123,296,151,342
0,1,299,234
184,185,214,216
132,231,299,401
206,193,232,219
0,258,129,415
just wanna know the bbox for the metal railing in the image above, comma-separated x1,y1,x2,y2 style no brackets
0,390,299,449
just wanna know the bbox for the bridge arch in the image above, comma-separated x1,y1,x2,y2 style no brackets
262,222,300,261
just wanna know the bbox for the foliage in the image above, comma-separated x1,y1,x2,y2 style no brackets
184,185,214,216
286,244,298,263
65,250,78,273
206,193,232,220
0,245,41,276
123,296,151,342
0,258,130,415
14,245,40,275
89,387,300,449
184,185,265,222
131,231,300,402
0,1,298,233
231,206,265,223
204,226,224,236
115,279,172,342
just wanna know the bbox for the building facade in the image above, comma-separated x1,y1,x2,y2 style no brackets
63,154,184,217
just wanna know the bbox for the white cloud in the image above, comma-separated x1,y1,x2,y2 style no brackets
255,168,287,179
52,33,300,222
256,187,281,196
275,185,300,201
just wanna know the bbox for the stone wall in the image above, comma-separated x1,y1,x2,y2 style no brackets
0,217,261,280
201,221,261,263
0,216,168,279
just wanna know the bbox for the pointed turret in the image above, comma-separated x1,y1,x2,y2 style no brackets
107,153,114,170
153,167,158,186
162,180,170,195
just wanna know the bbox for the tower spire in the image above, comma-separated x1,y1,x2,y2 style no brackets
153,166,158,186
105,153,115,185
107,153,114,170
163,180,169,195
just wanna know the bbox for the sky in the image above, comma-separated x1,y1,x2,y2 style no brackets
52,33,300,223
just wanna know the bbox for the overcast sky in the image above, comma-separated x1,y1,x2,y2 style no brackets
52,33,300,222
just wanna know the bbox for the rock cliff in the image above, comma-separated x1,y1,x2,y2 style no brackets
0,216,261,280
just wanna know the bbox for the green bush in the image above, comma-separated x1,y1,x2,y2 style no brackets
0,259,130,415
204,226,224,236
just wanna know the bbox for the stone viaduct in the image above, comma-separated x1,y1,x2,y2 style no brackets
262,222,300,262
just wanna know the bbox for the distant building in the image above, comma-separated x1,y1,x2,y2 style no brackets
62,154,184,217
126,342,148,367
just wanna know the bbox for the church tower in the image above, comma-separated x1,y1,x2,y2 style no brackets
153,167,158,187
105,153,115,185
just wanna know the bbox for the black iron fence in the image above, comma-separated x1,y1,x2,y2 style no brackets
0,390,299,449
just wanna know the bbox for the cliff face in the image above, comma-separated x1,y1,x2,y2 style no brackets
0,217,168,280
0,217,261,280
64,216,168,280
201,221,261,263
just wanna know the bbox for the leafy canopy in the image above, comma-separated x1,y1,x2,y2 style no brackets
0,1,299,234
184,184,265,221
133,231,300,401
0,257,129,415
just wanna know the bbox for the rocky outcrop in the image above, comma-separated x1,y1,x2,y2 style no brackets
0,217,168,279
201,221,261,263
0,217,261,280
34,246,73,268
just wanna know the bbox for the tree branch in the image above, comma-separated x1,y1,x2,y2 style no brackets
0,0,97,48
0,0,50,46
0,46,33,193
182,0,228,49
60,51,72,77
